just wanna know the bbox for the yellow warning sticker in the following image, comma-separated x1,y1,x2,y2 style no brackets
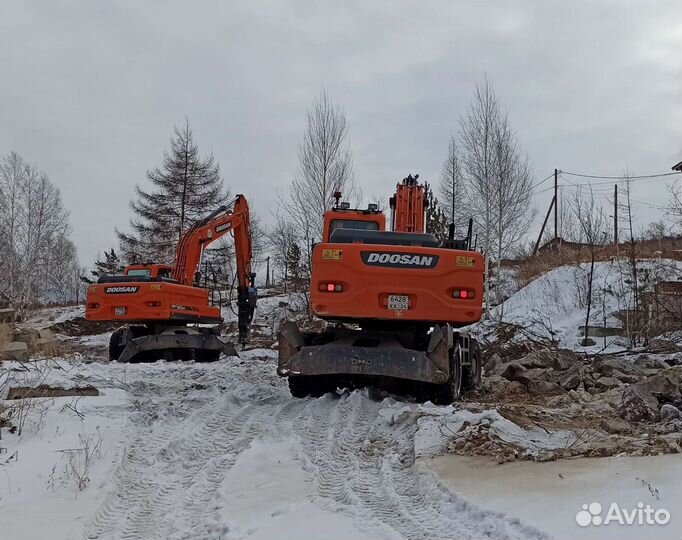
321,249,343,260
456,256,476,268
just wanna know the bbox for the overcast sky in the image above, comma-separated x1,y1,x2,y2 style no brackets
1,1,681,264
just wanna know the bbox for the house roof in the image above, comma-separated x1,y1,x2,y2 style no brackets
673,160,682,172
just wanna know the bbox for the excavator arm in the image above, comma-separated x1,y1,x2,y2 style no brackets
172,194,256,343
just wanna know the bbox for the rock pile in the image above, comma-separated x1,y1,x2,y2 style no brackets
482,348,682,428
0,326,60,360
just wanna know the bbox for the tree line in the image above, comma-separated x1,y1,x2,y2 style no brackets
0,152,83,312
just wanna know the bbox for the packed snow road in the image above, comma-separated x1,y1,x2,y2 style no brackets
2,351,549,540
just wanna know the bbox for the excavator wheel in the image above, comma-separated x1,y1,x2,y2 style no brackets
432,343,462,405
288,375,337,399
195,349,221,363
462,339,482,390
108,328,124,361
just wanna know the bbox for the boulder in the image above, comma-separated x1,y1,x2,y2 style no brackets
648,338,681,355
497,363,528,381
484,353,503,373
595,357,645,378
38,328,56,340
556,364,583,390
620,385,660,422
516,350,556,370
34,337,59,352
12,327,39,344
594,377,623,390
526,380,566,396
633,356,670,370
638,372,682,403
609,370,640,384
0,341,29,360
600,417,631,434
554,349,577,371
661,404,682,422
0,308,15,323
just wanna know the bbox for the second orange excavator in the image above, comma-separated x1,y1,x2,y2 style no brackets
86,195,257,362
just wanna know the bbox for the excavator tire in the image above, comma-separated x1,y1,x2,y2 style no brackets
432,344,462,405
462,339,482,390
195,349,221,363
288,375,338,398
108,328,124,361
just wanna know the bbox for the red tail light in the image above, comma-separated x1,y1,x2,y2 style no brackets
452,289,475,299
319,282,344,293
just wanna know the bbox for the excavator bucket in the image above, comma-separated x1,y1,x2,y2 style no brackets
111,326,239,363
277,321,453,385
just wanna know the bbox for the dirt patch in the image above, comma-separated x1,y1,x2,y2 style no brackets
49,317,120,337
7,384,99,399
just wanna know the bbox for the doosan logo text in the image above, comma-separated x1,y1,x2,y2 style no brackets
104,286,139,294
361,252,438,269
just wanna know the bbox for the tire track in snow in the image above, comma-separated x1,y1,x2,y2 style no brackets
77,357,549,540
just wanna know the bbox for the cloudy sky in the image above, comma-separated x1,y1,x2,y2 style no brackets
1,1,681,264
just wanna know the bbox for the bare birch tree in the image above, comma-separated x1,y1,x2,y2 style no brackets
460,75,534,261
0,152,77,311
459,75,499,256
571,187,607,345
617,173,641,344
283,90,355,273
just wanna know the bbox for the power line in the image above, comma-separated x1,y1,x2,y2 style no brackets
560,170,680,185
562,170,679,180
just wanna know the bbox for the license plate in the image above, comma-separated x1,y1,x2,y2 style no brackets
114,307,127,316
388,294,409,311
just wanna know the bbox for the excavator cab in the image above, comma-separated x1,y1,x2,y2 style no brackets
321,193,386,242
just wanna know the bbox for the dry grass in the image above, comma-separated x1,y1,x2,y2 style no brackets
0,322,12,347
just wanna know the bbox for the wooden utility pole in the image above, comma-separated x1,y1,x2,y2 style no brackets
533,195,556,255
613,185,618,245
554,168,558,239
265,256,271,287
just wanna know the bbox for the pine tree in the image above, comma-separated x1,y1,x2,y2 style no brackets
117,120,229,263
92,249,124,277
424,181,448,241
286,243,302,281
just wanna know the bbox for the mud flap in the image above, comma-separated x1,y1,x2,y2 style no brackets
118,334,238,363
277,321,453,384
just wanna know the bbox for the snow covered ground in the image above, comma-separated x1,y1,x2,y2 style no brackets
428,453,681,540
475,258,682,352
2,281,682,540
1,353,555,540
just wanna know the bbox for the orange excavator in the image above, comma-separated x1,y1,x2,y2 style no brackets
278,175,484,403
86,195,256,362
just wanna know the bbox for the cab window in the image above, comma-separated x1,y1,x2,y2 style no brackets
329,219,380,234
127,269,151,277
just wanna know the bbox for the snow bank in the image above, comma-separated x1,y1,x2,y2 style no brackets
475,258,682,351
